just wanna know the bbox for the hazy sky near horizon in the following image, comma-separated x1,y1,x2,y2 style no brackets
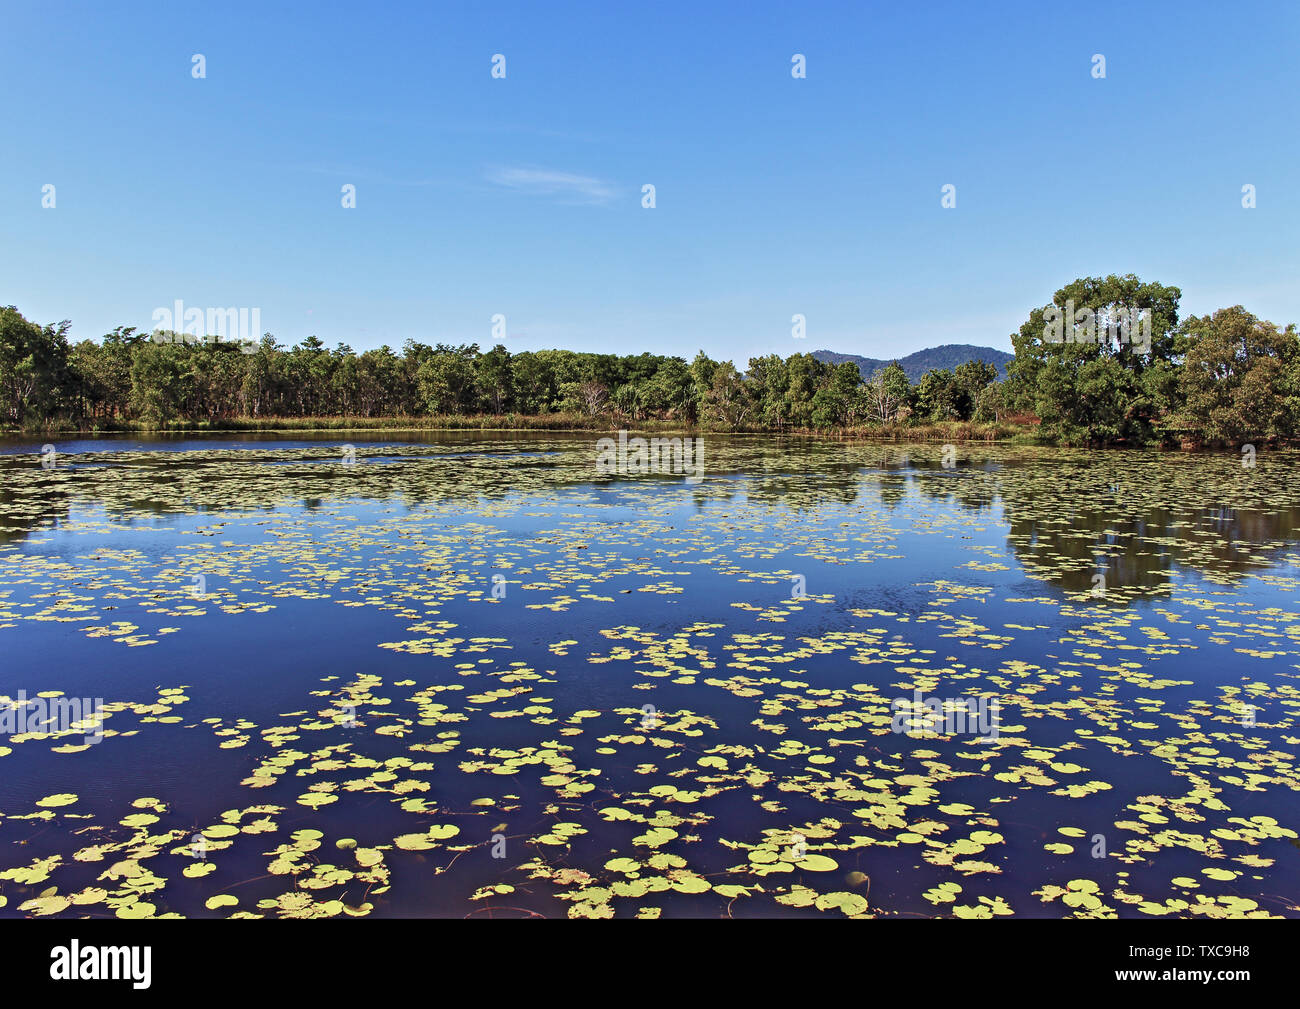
3,0,1297,360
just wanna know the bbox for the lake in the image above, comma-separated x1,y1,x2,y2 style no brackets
1,433,1296,918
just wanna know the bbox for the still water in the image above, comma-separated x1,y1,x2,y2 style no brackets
1,434,1296,918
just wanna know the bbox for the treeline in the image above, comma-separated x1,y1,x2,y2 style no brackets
0,311,1002,432
3,273,1297,445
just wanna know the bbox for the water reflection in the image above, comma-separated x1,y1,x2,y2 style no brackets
1,436,1297,599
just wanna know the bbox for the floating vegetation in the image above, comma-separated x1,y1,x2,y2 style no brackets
0,436,1297,918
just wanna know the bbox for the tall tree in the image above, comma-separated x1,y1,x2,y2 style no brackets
1006,274,1182,444
0,306,71,426
866,361,911,422
475,344,513,413
1177,307,1300,443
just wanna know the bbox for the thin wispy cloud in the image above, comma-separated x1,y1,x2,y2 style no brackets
486,166,618,205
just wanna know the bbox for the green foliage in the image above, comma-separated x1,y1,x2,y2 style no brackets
0,306,71,426
915,369,959,421
865,362,911,422
1006,274,1182,444
8,276,1299,445
701,360,749,426
1176,307,1300,443
416,344,478,415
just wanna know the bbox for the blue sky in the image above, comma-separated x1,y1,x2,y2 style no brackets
3,0,1296,360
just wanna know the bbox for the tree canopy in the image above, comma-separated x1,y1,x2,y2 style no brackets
5,274,1297,447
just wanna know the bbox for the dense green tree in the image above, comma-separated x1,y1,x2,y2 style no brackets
811,361,863,427
702,360,749,426
643,357,696,420
746,354,790,429
782,353,826,428
417,344,478,414
689,351,718,407
952,360,997,420
972,381,1006,423
69,326,143,421
1006,274,1182,444
511,351,556,414
1177,307,1300,443
129,339,190,423
475,344,513,413
0,306,71,425
915,368,959,421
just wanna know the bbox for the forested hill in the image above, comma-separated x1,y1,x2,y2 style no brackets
813,345,1014,382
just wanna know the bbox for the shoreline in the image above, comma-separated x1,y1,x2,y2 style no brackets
1,419,1269,451
1,416,1030,442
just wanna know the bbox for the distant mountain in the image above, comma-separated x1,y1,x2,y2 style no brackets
812,344,1014,383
